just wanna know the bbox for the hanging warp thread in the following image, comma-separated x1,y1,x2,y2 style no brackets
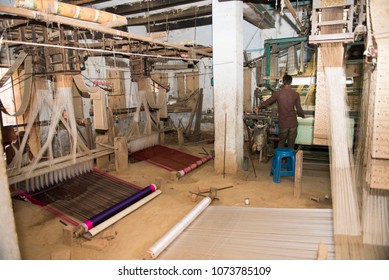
322,44,361,237
318,3,361,240
127,90,159,152
24,76,80,178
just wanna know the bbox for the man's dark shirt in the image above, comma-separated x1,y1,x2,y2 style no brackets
259,88,305,128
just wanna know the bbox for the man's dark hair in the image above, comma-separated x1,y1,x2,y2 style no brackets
282,74,293,85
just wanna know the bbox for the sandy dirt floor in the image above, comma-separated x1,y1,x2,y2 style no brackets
11,142,332,260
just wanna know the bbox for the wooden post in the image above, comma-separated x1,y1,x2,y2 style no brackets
107,108,115,146
159,122,165,145
95,135,110,169
114,137,128,173
28,77,46,157
316,242,328,260
84,118,94,149
294,150,303,198
0,126,21,259
177,127,184,146
62,225,76,246
155,176,163,191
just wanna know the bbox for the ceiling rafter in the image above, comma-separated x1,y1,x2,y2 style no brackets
127,5,212,26
104,0,206,16
148,16,212,33
0,5,212,57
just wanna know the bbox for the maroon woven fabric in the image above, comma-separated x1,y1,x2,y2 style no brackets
130,145,203,171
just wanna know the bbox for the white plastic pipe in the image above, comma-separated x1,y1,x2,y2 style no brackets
146,197,212,259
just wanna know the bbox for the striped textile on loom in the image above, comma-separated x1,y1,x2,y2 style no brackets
129,145,207,172
19,169,142,223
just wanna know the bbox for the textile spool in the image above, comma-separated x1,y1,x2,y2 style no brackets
75,184,158,237
176,155,213,178
144,197,212,259
84,190,162,239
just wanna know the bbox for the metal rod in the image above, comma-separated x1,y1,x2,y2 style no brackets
250,155,257,178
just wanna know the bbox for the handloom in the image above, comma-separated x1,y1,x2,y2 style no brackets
5,74,113,193
18,169,159,236
129,144,212,178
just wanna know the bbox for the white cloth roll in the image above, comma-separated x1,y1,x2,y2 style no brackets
147,197,212,259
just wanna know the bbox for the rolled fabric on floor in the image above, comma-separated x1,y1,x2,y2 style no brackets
82,184,157,231
176,155,212,178
145,197,212,259
86,190,162,238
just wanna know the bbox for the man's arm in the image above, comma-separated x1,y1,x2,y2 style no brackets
255,92,278,112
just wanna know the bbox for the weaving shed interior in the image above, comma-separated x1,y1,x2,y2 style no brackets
13,141,338,260
1,0,389,260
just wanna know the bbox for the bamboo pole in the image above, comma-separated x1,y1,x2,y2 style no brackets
15,0,127,27
284,0,306,33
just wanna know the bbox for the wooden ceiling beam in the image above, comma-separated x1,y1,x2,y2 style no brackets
244,3,275,29
104,0,205,16
64,0,107,6
127,5,212,26
147,16,212,33
0,5,212,57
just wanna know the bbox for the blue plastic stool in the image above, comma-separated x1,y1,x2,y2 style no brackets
270,148,296,183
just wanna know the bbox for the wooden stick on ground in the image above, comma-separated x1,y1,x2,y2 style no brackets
294,150,303,198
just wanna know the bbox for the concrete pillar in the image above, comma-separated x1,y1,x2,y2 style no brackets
0,134,21,259
212,0,244,174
